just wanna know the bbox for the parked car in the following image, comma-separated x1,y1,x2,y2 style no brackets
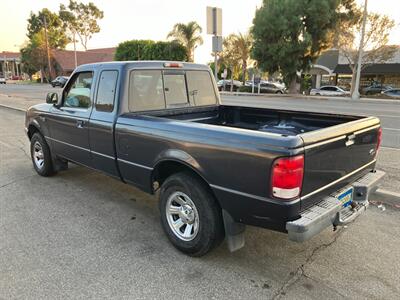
217,79,242,91
310,85,350,96
0,76,6,84
25,61,385,256
362,84,392,95
51,76,69,88
381,88,400,99
245,80,286,94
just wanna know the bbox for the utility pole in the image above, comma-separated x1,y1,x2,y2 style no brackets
43,16,52,81
73,31,77,68
352,0,368,100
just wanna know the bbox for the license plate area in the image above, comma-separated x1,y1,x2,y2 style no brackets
334,187,354,208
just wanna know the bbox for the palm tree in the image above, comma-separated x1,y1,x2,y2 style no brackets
167,21,203,62
231,32,252,83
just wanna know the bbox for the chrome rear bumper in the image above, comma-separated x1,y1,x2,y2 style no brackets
286,170,385,242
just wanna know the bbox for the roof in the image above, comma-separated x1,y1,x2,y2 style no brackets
0,51,20,60
315,49,339,70
75,61,210,73
53,48,116,72
334,63,400,75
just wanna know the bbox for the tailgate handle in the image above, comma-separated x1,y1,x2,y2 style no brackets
345,134,356,147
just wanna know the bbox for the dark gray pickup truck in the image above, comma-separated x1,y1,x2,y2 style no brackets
25,61,385,256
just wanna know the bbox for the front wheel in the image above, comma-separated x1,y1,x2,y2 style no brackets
159,172,225,256
30,133,56,176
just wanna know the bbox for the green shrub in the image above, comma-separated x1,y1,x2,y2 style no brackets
115,40,187,61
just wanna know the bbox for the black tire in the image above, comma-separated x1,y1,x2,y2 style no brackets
30,132,56,176
159,172,224,256
276,90,283,94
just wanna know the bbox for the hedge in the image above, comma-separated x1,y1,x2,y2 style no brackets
114,40,187,61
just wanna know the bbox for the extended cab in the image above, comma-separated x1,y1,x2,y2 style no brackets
25,61,385,256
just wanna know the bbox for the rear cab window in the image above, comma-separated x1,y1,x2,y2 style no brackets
129,69,217,112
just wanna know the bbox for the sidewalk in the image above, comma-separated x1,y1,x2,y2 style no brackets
0,94,35,112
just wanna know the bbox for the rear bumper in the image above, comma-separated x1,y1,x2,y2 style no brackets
286,170,385,242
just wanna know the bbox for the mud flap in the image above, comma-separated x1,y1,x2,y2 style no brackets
222,210,246,252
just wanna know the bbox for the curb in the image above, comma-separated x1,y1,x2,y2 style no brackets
0,103,26,112
370,188,400,207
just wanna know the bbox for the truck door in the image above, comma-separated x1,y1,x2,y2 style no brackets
47,71,94,166
88,69,120,177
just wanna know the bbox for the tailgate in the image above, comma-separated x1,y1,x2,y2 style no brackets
299,117,380,209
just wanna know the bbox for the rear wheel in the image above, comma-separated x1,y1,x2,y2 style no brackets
159,172,224,256
30,133,56,176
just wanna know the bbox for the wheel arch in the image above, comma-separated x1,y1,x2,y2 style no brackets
27,122,41,140
151,156,221,208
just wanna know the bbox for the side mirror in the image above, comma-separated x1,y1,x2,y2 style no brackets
46,92,58,104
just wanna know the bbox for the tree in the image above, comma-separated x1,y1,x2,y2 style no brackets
167,21,203,62
219,35,242,91
251,0,354,93
229,32,252,83
337,11,396,94
27,8,69,49
114,40,187,61
59,0,104,50
20,32,51,81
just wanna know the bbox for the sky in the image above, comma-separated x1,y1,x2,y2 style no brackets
0,0,399,64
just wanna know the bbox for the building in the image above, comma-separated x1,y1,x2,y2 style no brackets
0,47,116,79
334,47,400,89
309,49,339,88
53,48,116,76
310,46,400,89
0,51,22,79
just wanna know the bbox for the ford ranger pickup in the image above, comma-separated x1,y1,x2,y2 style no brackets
25,61,385,256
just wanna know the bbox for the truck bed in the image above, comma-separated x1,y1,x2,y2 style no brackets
161,105,360,136
144,105,380,210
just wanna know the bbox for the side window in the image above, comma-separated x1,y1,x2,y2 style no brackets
186,71,217,106
129,70,165,112
163,73,189,107
63,72,93,108
96,70,118,112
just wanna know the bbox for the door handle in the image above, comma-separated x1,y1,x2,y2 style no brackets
76,120,85,128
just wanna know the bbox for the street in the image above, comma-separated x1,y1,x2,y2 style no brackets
0,85,400,299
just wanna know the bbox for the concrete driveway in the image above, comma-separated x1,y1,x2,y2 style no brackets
1,104,399,299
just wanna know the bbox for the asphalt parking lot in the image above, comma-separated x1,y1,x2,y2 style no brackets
1,85,400,299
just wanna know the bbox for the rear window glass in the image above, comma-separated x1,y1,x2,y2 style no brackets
164,73,189,107
129,70,165,112
186,71,217,106
128,69,217,112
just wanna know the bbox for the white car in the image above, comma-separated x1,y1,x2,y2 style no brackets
310,86,349,96
0,77,6,84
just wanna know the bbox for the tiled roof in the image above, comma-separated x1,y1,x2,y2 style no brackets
0,51,20,59
53,48,116,71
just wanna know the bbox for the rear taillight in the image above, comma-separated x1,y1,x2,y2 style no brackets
376,127,382,153
271,155,304,200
